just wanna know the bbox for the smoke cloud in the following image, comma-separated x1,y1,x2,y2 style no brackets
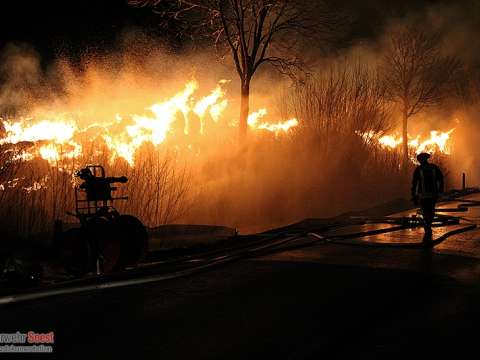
1,1,480,236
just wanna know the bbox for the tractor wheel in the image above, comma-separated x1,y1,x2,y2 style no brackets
58,228,93,276
84,217,122,274
115,215,148,269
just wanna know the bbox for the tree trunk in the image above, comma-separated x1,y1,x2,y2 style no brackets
402,110,409,167
239,78,250,141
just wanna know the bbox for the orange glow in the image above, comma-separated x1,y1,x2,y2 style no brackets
247,108,299,135
0,119,77,145
360,128,455,161
0,79,298,166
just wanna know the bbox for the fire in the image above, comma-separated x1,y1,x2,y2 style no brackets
38,143,82,162
247,108,268,127
101,80,203,164
247,108,299,135
0,119,77,145
415,129,455,154
193,80,229,130
0,79,299,166
39,144,61,162
362,128,455,161
257,118,299,134
378,135,403,148
0,118,82,164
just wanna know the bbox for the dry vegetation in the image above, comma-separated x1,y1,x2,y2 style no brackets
0,146,190,247
2,10,477,243
162,61,421,232
0,56,457,242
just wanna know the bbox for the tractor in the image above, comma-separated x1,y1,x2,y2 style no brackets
58,165,148,276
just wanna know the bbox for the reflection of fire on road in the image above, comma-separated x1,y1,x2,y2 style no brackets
358,128,455,162
0,79,299,166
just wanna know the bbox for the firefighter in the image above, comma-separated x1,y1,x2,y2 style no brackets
411,152,444,244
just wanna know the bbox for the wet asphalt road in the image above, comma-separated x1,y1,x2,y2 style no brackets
3,194,480,358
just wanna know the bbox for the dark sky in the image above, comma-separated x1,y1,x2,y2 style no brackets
0,0,458,62
0,0,161,62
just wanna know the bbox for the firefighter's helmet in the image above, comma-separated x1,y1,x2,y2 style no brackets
416,152,431,162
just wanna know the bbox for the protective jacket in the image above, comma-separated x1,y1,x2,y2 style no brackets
411,163,444,200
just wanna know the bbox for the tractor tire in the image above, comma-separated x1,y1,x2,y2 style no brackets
84,217,122,274
58,228,93,276
115,215,148,269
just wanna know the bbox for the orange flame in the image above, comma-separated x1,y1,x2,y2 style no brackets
0,119,77,145
0,79,298,166
248,108,298,135
360,128,455,162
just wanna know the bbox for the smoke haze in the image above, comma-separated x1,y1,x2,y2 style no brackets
0,1,479,235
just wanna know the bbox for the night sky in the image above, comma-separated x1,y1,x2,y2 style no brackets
0,1,162,63
0,0,453,64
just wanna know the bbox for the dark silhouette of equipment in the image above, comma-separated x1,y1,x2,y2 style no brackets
411,152,444,245
77,166,127,202
58,165,148,276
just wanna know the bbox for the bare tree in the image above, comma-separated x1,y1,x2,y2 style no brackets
129,0,341,140
382,26,460,165
287,61,391,156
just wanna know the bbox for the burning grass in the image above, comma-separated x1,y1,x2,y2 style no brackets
0,55,460,242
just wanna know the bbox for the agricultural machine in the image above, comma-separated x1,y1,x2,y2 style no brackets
58,165,148,276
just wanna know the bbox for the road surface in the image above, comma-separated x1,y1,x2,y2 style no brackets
2,194,480,358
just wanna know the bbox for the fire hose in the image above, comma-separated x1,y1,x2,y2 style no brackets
0,233,301,305
0,206,476,305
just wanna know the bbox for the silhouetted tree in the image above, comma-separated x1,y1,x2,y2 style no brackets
129,0,341,141
382,26,460,165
